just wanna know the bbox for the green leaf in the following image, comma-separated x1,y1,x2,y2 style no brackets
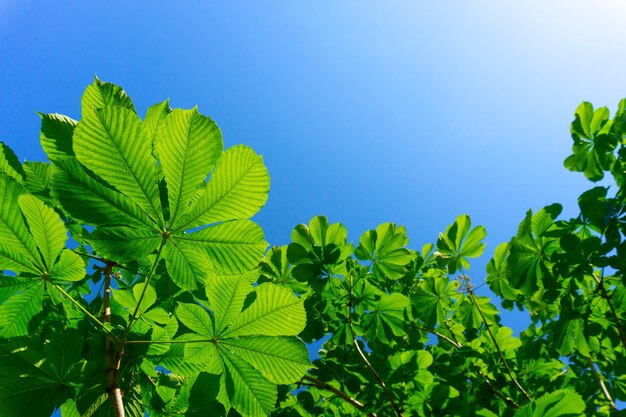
553,318,589,357
81,77,136,116
221,336,310,384
23,162,52,199
112,282,157,316
412,273,459,327
155,108,223,227
486,242,519,302
436,214,486,273
0,141,25,183
18,194,67,270
87,226,161,262
143,99,172,142
514,389,585,417
363,292,409,341
176,302,214,337
564,102,616,182
259,245,309,293
50,250,86,282
176,145,270,230
287,216,352,274
39,113,77,161
73,106,163,226
222,351,277,417
0,282,44,338
174,219,266,275
206,273,255,334
507,204,561,294
0,174,41,273
0,333,77,417
225,283,306,338
162,241,214,290
355,223,413,280
50,158,155,228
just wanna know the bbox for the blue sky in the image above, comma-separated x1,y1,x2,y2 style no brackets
2,1,626,331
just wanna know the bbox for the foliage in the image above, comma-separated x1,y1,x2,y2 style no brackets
1,81,626,417
0,78,305,417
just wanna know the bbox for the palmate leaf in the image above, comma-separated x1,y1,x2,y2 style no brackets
564,102,616,182
435,214,486,274
0,173,84,281
507,204,562,294
259,246,309,293
0,162,88,336
43,79,270,293
411,272,459,328
355,223,413,280
0,281,44,338
171,281,309,417
0,332,82,417
363,292,409,342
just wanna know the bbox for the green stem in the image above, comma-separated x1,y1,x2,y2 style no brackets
122,239,167,343
412,324,462,349
347,274,403,417
587,357,616,411
49,281,116,339
300,376,376,416
468,290,532,402
592,273,626,351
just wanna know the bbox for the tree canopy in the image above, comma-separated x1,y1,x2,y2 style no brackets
0,79,625,416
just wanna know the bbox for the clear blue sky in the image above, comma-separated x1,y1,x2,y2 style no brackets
1,0,625,341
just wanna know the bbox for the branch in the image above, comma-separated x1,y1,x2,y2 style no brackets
347,275,403,417
476,370,520,409
592,273,626,351
587,358,617,411
411,324,462,349
300,376,376,416
468,290,532,402
70,249,128,270
103,262,125,417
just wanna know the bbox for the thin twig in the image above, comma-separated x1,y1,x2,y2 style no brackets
301,376,376,416
412,324,462,349
103,262,125,417
592,273,626,351
587,358,617,411
443,320,462,347
468,290,532,402
48,281,116,339
70,249,127,269
347,275,403,417
476,370,521,409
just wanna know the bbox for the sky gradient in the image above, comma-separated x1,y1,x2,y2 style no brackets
2,1,626,331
